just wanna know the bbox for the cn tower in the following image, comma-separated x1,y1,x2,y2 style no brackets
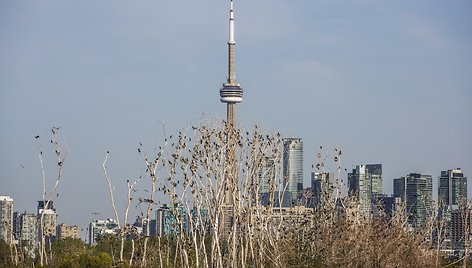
220,0,243,127
220,0,242,230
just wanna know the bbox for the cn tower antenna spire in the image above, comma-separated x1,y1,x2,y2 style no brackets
229,0,235,45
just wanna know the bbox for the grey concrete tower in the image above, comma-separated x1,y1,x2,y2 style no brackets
220,0,243,127
220,1,243,236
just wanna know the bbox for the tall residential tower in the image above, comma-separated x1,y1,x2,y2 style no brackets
283,138,303,205
0,196,14,244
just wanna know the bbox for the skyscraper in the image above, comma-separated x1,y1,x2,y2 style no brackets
437,169,468,250
311,172,335,206
0,196,14,244
348,164,382,217
393,173,433,227
258,157,278,206
283,138,303,205
258,157,275,195
438,168,468,208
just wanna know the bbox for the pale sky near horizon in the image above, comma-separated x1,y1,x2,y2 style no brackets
1,0,471,236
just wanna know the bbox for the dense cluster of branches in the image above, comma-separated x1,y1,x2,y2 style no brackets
4,122,469,267
97,121,461,268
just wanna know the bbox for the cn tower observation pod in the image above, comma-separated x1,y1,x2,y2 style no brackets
220,84,243,103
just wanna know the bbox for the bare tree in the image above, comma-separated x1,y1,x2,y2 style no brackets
36,127,66,266
99,121,443,267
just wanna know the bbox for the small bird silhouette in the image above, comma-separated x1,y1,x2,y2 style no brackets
34,135,40,139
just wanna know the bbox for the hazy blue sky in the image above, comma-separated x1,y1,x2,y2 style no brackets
1,0,471,235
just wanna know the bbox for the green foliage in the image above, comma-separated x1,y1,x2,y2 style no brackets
0,240,14,267
51,238,86,256
54,251,112,268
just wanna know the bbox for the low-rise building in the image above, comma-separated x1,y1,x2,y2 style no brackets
89,219,119,245
57,223,80,239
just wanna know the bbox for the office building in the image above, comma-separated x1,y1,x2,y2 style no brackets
0,196,14,244
283,138,303,205
437,169,468,250
438,169,467,208
89,219,119,245
373,195,399,219
393,173,433,227
258,157,276,195
348,164,382,217
257,157,276,206
145,219,157,237
156,204,189,237
311,172,335,206
190,207,211,235
57,223,80,239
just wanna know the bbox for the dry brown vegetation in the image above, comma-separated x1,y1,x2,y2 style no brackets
5,122,466,267
98,120,446,268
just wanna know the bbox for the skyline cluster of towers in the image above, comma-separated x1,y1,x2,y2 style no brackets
0,199,80,257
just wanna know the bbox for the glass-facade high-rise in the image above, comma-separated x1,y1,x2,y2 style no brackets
311,172,334,207
348,164,382,217
258,157,275,195
393,173,433,227
283,138,303,205
437,169,468,250
156,204,189,237
438,169,467,208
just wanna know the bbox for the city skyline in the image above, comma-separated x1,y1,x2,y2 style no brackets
1,0,471,235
